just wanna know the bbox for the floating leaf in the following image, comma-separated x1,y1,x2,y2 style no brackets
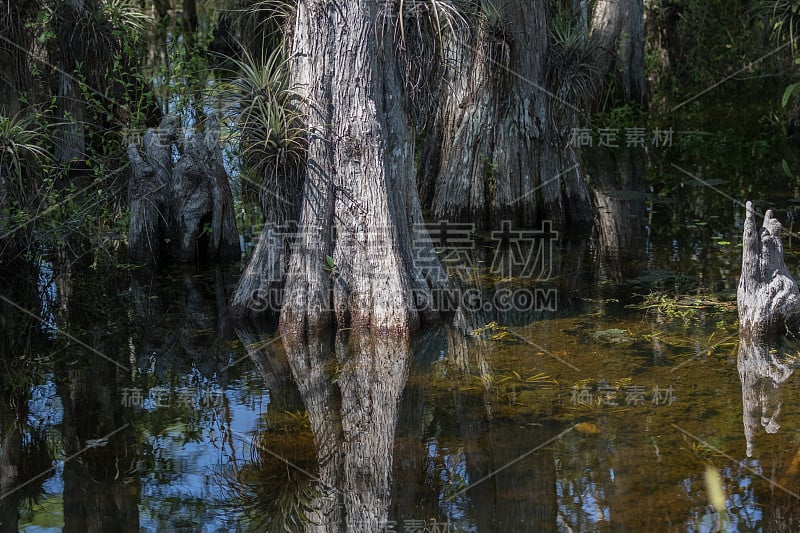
575,422,600,435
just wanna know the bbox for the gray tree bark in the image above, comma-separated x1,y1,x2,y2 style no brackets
233,0,450,334
230,152,303,319
0,395,22,533
0,0,39,117
53,0,88,163
737,201,800,336
418,0,593,228
0,169,10,259
127,115,240,264
590,0,647,109
54,71,85,163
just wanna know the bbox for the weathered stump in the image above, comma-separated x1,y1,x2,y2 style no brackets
737,201,800,336
127,115,240,264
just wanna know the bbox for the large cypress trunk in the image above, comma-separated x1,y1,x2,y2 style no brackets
233,0,450,334
0,0,38,117
590,147,647,281
53,0,88,163
418,0,593,228
0,394,23,533
419,0,646,228
0,168,10,259
590,0,647,109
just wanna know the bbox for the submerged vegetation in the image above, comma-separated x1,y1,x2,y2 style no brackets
225,409,319,532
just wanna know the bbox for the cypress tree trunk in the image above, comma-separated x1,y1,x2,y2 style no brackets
419,0,646,227
590,147,647,281
0,395,23,533
54,71,85,163
233,0,450,334
590,0,647,108
418,0,593,228
0,0,38,117
0,169,9,258
53,0,88,163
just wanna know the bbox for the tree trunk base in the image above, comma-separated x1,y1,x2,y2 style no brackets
737,201,800,336
127,115,240,265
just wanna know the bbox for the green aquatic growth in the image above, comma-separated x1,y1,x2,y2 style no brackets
471,321,513,341
644,330,738,366
680,433,729,466
435,361,558,414
630,292,737,322
592,328,635,345
495,370,558,411
564,377,637,414
224,409,320,532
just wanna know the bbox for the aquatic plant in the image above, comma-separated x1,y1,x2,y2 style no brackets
222,410,320,532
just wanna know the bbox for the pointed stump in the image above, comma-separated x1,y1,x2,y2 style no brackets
737,201,800,336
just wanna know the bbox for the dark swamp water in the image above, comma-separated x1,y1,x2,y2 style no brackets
6,100,800,531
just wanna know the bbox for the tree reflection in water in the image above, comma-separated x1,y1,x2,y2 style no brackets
0,263,56,532
737,338,793,459
232,317,572,532
737,336,800,532
233,329,425,531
